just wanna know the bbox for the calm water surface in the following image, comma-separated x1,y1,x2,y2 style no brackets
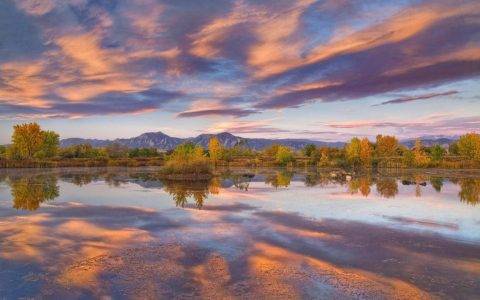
0,167,479,299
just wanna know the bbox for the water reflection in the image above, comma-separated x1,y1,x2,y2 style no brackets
458,179,480,205
1,168,480,211
8,174,59,211
0,168,480,298
163,180,210,208
265,170,293,188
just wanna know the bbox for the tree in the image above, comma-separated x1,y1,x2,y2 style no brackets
208,137,222,165
376,135,398,157
11,123,44,159
37,130,60,158
430,145,445,162
275,145,294,166
413,139,429,167
318,148,330,167
263,144,280,158
345,137,361,167
457,133,480,160
303,144,317,157
359,138,373,167
0,145,6,159
449,142,459,155
402,149,415,167
105,143,128,159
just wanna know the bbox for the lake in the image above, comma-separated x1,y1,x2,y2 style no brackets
0,167,479,299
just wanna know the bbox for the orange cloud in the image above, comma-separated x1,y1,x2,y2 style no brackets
0,60,50,108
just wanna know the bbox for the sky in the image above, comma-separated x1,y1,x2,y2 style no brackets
0,0,479,143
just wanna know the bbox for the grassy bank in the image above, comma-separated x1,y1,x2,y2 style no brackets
0,157,164,168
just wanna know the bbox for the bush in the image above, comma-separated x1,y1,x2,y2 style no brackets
160,143,212,177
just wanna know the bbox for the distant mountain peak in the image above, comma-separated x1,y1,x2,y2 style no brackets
60,131,459,151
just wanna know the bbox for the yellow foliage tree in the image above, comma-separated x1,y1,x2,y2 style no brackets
413,139,430,167
457,133,480,161
11,123,44,159
376,135,398,158
208,137,222,165
360,138,373,167
345,137,361,167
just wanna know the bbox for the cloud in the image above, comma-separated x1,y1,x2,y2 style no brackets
0,0,479,124
177,108,256,118
255,2,480,109
206,119,291,135
0,89,182,119
374,90,459,106
322,115,480,138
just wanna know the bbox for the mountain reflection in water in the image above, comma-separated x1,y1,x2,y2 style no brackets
0,168,480,211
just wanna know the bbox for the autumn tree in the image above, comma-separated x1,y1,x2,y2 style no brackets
345,137,361,167
8,123,60,160
11,123,48,159
375,135,399,158
263,144,280,158
208,137,222,165
457,133,480,161
275,145,294,166
359,138,373,167
413,139,429,167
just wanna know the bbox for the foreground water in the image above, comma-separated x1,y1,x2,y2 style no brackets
0,167,479,299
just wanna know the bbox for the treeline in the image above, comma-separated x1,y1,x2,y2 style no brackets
1,123,480,170
0,123,163,167
204,133,480,169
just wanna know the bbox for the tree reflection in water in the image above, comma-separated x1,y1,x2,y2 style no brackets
9,175,59,211
348,177,372,197
265,170,293,188
376,178,398,198
163,180,211,208
430,177,444,193
458,179,480,205
1,169,479,211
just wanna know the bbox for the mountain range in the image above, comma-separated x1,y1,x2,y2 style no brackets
60,132,457,151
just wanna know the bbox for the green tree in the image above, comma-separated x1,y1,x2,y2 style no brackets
36,130,60,158
105,143,128,159
430,145,445,162
0,145,6,159
128,148,159,158
303,144,317,157
448,142,459,155
402,149,415,167
457,133,480,160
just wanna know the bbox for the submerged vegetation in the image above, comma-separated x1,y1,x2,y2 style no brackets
1,123,480,170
